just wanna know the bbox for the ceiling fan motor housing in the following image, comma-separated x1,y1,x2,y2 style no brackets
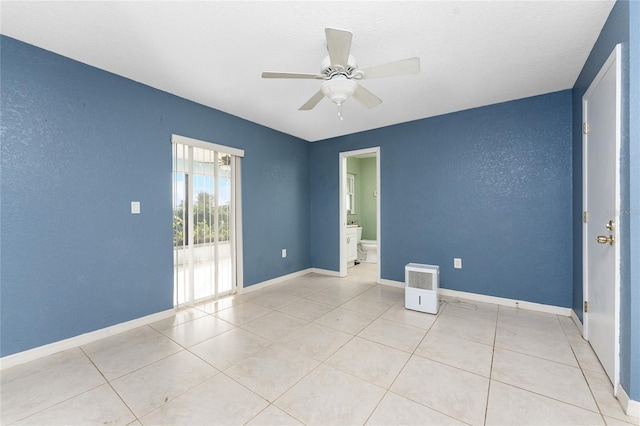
321,55,359,79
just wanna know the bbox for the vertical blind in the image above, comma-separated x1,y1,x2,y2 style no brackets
172,135,244,306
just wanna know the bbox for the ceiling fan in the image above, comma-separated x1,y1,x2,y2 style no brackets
261,28,420,119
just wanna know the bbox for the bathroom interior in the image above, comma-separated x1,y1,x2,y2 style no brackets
345,154,378,277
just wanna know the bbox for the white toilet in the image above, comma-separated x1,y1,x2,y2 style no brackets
356,227,378,263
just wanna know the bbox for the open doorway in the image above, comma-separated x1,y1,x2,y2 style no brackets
339,147,381,282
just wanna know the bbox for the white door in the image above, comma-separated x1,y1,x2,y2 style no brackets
583,45,620,388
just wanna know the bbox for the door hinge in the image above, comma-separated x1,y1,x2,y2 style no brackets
583,122,589,134
583,211,588,223
584,301,589,313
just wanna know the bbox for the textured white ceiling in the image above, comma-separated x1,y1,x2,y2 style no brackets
1,1,614,142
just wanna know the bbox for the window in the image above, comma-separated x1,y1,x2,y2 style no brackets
346,173,356,214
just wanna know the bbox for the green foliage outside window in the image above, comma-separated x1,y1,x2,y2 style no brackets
173,192,230,246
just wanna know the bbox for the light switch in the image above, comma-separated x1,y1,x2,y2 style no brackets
131,201,141,214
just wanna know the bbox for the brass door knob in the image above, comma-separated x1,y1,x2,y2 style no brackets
597,235,615,245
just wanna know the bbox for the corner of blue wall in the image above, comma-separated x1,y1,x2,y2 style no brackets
0,35,311,357
311,90,573,308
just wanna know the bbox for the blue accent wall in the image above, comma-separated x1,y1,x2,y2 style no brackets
571,0,639,400
310,91,573,307
0,36,310,357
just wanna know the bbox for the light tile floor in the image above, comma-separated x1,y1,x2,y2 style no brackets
2,263,639,425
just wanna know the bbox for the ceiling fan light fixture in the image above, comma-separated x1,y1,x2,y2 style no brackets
321,75,358,120
321,75,358,104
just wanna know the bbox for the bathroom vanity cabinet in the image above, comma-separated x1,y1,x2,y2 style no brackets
346,226,358,263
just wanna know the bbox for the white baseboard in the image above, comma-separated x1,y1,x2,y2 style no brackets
241,267,345,294
571,309,584,334
378,279,571,316
310,268,341,277
0,308,175,371
439,288,572,316
617,384,640,419
240,268,314,294
1,268,335,370
0,272,579,371
380,278,404,288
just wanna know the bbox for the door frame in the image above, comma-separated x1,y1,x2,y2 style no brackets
338,147,381,282
582,44,621,393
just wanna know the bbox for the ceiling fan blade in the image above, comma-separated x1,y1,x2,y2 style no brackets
325,28,352,66
299,90,325,110
262,71,324,79
352,85,382,109
358,57,420,79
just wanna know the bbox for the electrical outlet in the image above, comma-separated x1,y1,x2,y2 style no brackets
454,258,462,269
282,249,287,258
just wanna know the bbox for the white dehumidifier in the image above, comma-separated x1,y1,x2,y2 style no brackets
405,263,439,314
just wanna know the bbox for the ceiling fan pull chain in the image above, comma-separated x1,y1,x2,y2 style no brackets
337,101,344,120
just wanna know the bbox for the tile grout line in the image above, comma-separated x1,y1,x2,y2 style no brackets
364,299,473,426
209,285,371,418
483,304,501,425
4,356,111,425
489,377,609,416
12,271,605,425
78,346,139,424
561,314,612,423
240,274,389,425
489,310,606,419
83,321,226,422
